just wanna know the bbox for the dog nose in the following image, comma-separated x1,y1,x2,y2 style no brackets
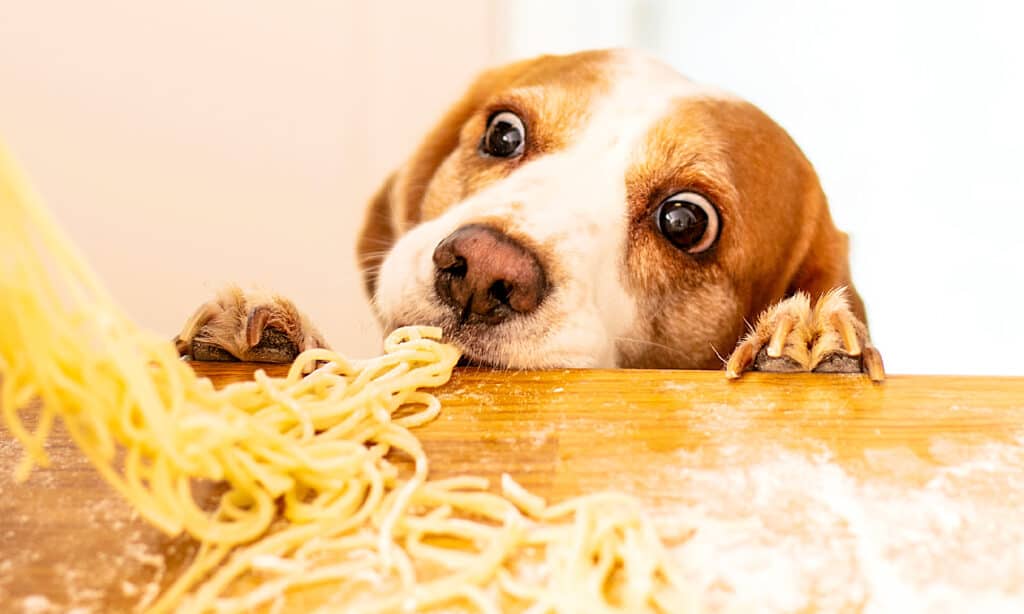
432,224,547,324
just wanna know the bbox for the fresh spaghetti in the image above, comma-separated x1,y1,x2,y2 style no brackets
0,141,695,613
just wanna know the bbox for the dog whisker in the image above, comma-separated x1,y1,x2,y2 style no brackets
359,238,396,250
710,342,728,367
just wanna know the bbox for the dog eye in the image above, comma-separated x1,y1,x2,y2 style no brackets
655,192,720,254
480,111,525,158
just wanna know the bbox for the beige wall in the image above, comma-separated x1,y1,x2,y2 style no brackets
0,1,498,357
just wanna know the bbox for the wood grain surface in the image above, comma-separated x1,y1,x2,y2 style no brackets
3,365,1024,612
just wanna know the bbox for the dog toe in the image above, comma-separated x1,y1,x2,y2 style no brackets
726,292,813,377
811,351,862,374
808,288,884,381
754,347,807,373
189,339,240,362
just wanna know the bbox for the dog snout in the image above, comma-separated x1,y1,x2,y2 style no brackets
432,224,547,324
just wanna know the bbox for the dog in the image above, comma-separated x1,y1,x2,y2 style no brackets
174,49,884,381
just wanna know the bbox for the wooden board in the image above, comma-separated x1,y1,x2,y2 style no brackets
3,366,1024,612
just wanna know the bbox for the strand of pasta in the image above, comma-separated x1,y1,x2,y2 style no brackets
0,139,697,613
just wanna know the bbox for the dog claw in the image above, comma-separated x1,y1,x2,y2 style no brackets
832,310,862,357
767,313,794,358
246,305,273,348
725,341,756,379
863,346,886,382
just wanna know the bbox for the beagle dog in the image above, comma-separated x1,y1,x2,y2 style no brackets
175,49,883,380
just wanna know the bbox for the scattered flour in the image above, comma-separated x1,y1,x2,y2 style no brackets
20,596,56,614
662,438,1024,613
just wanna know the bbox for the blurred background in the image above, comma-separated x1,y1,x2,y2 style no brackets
1,0,1020,374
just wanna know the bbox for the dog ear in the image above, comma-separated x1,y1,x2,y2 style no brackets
354,83,486,302
786,199,869,324
356,173,398,301
355,60,538,303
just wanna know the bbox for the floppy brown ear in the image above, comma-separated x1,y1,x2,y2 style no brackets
356,173,398,301
353,83,485,303
354,95,488,306
787,203,869,325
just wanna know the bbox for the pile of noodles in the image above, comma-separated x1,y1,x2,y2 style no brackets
0,141,695,613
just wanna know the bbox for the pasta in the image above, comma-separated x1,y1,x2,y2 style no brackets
0,141,695,613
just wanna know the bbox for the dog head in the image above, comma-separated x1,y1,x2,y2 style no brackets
357,49,859,368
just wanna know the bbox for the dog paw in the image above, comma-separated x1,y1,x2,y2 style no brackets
173,286,327,364
725,288,884,382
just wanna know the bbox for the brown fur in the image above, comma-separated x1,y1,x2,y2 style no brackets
618,97,866,367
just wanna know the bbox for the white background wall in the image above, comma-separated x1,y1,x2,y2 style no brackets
2,1,1020,374
499,0,1024,375
0,0,497,358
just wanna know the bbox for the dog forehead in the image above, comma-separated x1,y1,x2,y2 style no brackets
485,50,726,144
543,52,734,166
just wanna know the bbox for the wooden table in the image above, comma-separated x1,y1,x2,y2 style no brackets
3,366,1024,612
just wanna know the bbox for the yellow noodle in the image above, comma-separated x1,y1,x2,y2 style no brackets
0,140,697,613
502,472,548,519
